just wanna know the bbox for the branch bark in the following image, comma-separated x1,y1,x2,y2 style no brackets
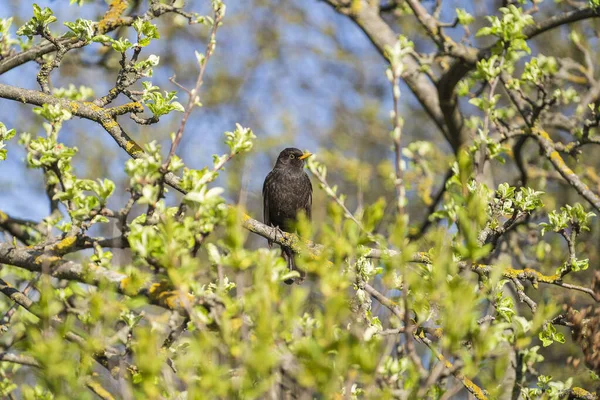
438,5,600,144
0,2,198,75
0,242,221,311
322,0,469,151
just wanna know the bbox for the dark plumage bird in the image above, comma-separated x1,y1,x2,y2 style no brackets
263,148,313,284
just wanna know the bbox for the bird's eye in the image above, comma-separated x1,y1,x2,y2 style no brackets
289,154,295,159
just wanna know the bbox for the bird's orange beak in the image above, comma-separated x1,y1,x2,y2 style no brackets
298,151,313,160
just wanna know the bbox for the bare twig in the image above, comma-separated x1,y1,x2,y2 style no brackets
163,4,225,169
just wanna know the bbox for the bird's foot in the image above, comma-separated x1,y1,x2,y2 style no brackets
274,225,286,244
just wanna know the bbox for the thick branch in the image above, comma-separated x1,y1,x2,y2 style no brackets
323,1,469,151
0,242,216,311
0,210,39,244
438,5,600,139
0,352,40,368
523,7,600,40
0,83,185,193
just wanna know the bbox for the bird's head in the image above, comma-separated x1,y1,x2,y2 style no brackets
275,147,313,169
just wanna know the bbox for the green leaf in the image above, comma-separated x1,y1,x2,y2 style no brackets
224,123,256,154
133,18,160,47
0,122,16,162
63,18,95,41
539,323,565,347
16,4,57,39
141,84,184,117
456,8,474,25
111,37,132,53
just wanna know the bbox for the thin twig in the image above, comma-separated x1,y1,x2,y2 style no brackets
163,4,225,169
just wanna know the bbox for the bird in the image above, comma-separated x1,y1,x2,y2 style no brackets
263,148,313,284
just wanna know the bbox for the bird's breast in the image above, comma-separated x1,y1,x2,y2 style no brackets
265,169,311,227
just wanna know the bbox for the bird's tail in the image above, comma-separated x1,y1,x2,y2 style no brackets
282,247,305,285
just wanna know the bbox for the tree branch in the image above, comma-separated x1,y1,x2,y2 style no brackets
322,0,469,151
164,4,224,168
0,2,199,75
438,5,600,145
0,210,39,244
531,128,600,212
0,242,217,311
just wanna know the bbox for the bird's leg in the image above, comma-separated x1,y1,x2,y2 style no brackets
267,224,281,249
271,225,286,247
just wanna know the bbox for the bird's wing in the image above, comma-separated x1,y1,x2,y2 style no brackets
263,171,275,247
262,171,272,227
305,173,312,220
